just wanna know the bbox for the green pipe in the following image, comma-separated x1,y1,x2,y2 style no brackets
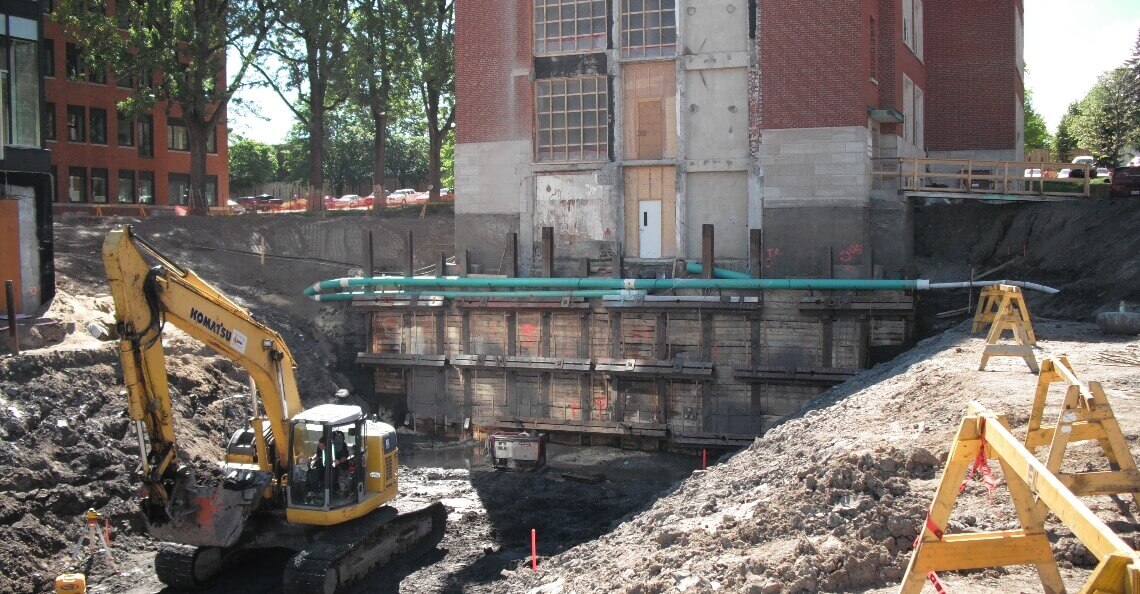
305,276,927,297
683,262,752,279
309,289,639,302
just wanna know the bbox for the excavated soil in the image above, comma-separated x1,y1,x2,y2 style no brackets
4,203,1140,593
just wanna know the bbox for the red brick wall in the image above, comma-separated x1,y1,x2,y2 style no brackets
456,0,533,144
759,1,868,130
924,0,1023,152
44,9,229,207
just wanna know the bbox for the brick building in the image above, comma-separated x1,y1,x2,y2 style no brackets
44,0,229,213
454,0,1024,277
0,0,54,316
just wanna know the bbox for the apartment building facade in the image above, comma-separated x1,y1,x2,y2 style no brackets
43,0,229,212
454,0,1024,277
0,0,54,315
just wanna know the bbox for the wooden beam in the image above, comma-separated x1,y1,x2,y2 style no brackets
510,232,519,278
701,224,714,279
749,228,762,279
405,230,414,277
363,228,374,278
911,532,1055,572
542,226,554,278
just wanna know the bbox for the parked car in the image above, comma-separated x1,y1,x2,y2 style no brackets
1096,167,1110,178
1023,168,1042,178
1110,166,1140,198
439,187,455,201
351,194,375,208
385,189,417,206
236,194,283,212
1067,156,1097,178
322,195,337,209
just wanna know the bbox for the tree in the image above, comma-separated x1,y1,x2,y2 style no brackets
55,0,276,214
229,137,278,190
1071,68,1140,167
1054,102,1080,162
402,0,454,202
347,0,405,196
255,0,353,191
1023,90,1052,156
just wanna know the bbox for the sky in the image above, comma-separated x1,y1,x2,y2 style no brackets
227,2,1140,145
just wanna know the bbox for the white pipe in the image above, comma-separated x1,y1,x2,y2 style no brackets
925,279,1060,294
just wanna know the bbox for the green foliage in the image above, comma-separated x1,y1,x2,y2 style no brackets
229,137,278,190
1070,68,1140,167
1023,90,1052,155
1054,102,1080,162
441,135,455,189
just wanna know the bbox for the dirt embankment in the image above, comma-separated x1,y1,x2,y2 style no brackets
496,323,1140,593
914,200,1140,328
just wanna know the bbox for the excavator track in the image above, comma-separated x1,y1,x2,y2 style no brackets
154,543,225,590
282,502,448,594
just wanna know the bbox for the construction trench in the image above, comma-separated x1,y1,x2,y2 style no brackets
2,201,1140,593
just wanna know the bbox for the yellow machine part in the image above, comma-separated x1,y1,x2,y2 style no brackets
55,573,86,594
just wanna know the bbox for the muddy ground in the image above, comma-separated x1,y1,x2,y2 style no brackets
3,201,1140,593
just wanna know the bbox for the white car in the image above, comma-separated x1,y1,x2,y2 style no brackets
1069,155,1097,178
385,189,417,206
1023,168,1042,178
1097,167,1110,178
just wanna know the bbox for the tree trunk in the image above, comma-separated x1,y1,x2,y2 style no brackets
427,131,442,203
186,117,211,216
372,109,388,194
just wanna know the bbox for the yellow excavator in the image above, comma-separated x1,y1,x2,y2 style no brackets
102,226,446,592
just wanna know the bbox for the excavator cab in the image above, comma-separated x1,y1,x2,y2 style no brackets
287,404,367,510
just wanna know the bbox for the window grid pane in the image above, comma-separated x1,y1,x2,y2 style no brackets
534,0,607,55
620,0,676,58
535,76,609,162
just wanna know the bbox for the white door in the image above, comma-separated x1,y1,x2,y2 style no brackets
638,200,662,258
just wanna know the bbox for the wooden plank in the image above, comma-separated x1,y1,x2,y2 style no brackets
1062,470,1140,497
912,532,1055,572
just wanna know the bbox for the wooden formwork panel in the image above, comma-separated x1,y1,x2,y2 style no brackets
550,313,581,358
444,313,464,356
407,313,437,355
374,369,404,396
832,319,863,368
469,312,507,355
665,312,701,360
513,372,543,419
549,373,583,421
516,312,543,356
589,375,613,422
759,321,823,367
667,381,702,434
372,314,402,354
620,313,658,359
712,314,751,366
870,318,907,346
619,379,660,425
589,312,614,358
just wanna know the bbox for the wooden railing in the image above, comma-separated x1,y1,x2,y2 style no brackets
875,158,1093,198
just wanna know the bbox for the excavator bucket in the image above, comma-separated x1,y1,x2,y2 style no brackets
145,466,272,548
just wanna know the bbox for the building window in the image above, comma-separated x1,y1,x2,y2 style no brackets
91,168,109,203
45,0,54,14
4,19,42,147
116,111,134,146
536,76,609,162
68,167,86,202
45,102,56,141
87,60,106,84
43,38,54,77
168,173,190,205
67,105,85,142
90,108,107,144
65,43,80,80
207,126,218,153
206,175,218,206
117,170,134,203
138,171,154,204
620,0,676,59
116,71,135,88
902,0,923,60
914,85,924,150
901,74,924,148
138,114,153,157
167,117,189,151
534,0,607,55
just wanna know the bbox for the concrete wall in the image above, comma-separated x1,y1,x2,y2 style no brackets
686,172,748,259
534,172,619,269
454,140,532,273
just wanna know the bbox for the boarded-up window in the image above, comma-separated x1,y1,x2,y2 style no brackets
915,85,924,150
536,76,609,162
534,0,607,55
902,74,914,145
635,98,664,159
621,0,676,58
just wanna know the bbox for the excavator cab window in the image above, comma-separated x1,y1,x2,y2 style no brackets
287,421,364,509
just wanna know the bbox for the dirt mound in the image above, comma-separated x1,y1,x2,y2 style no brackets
493,322,1140,593
914,200,1140,327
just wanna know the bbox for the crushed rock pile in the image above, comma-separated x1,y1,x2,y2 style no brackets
0,337,249,593
495,324,1139,594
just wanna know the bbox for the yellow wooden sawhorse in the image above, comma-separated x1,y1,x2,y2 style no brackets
975,285,1038,373
900,402,1140,594
1025,357,1140,512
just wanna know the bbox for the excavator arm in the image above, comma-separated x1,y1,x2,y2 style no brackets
103,226,303,536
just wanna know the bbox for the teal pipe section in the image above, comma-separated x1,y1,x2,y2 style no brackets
304,276,928,297
310,289,638,302
683,262,752,279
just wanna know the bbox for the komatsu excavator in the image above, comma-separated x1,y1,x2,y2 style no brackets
103,226,446,592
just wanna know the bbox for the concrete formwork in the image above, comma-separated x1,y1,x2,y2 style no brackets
358,289,913,448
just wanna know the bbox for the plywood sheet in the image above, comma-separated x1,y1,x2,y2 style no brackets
623,166,677,258
621,62,677,160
